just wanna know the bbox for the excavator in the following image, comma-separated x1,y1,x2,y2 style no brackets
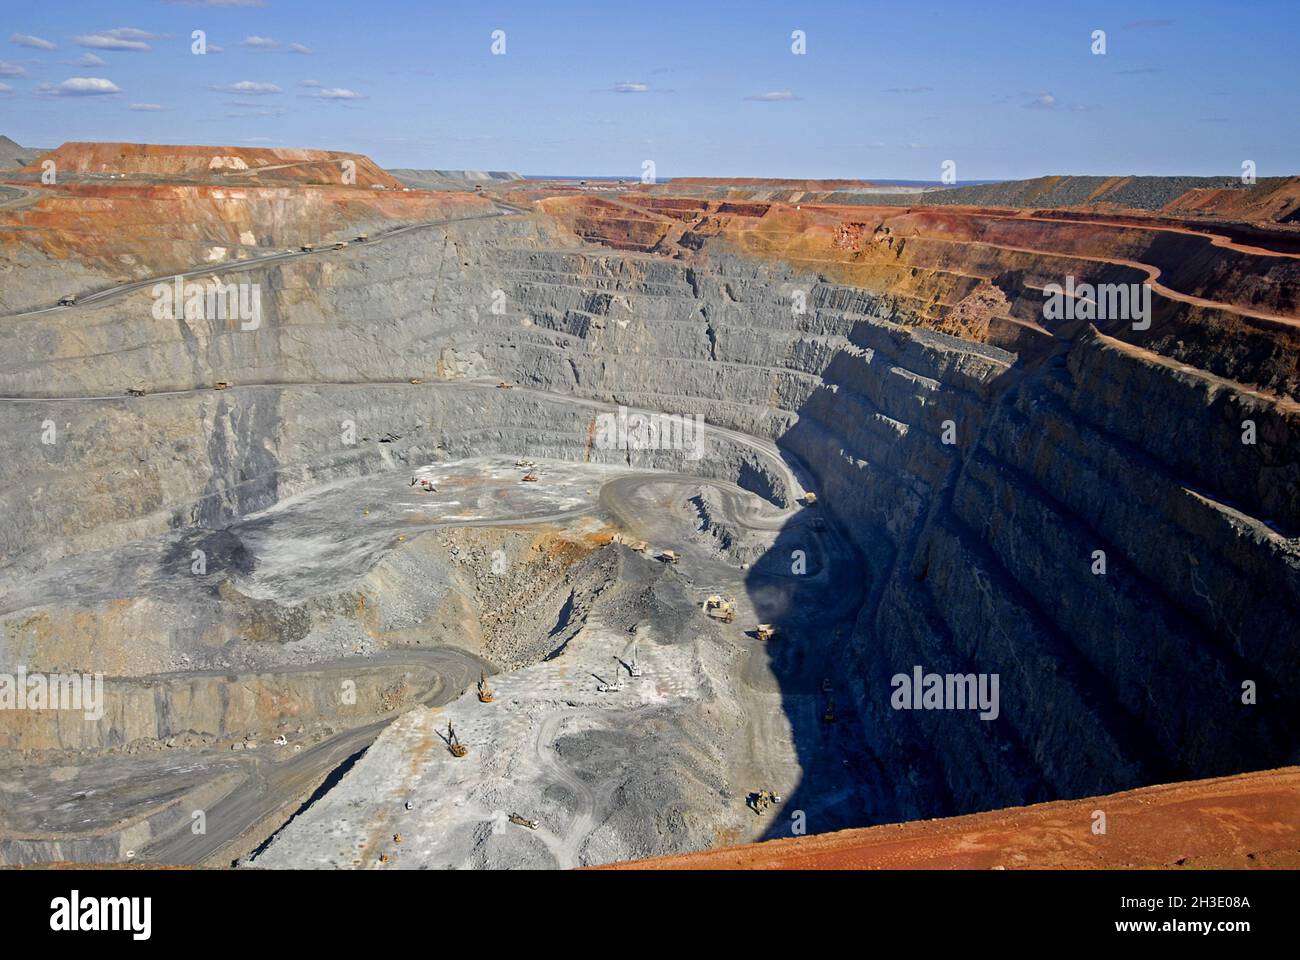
447,721,468,757
521,470,539,482
823,696,836,724
756,623,777,642
477,671,494,703
748,789,784,815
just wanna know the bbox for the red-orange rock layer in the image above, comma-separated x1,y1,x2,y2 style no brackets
606,767,1300,869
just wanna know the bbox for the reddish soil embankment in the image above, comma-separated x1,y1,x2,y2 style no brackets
610,767,1300,869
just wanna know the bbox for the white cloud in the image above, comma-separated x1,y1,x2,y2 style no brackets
73,33,151,52
213,80,282,94
240,36,280,49
313,87,365,100
289,43,313,55
298,79,321,88
0,61,28,77
745,91,800,102
0,83,12,95
614,82,649,93
129,103,165,111
11,33,56,50
73,53,110,67
40,77,123,97
105,28,159,42
1024,92,1058,109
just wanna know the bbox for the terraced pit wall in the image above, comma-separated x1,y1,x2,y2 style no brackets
2,203,1296,823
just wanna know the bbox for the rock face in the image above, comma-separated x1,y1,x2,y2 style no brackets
1,157,1297,851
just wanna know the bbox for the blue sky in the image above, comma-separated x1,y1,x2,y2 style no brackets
1,0,1296,179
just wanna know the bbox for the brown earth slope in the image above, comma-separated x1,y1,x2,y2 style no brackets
611,767,1300,869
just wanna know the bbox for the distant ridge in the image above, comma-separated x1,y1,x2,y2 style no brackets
389,169,524,190
0,135,46,171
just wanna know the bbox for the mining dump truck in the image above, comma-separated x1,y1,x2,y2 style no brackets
213,381,230,390
521,470,539,482
756,623,776,642
497,381,514,389
333,241,349,250
447,722,467,757
477,671,494,703
58,294,77,306
509,813,538,829
355,233,368,243
659,549,679,564
704,595,736,623
409,377,423,384
823,697,836,724
801,491,818,506
300,243,314,252
126,386,146,397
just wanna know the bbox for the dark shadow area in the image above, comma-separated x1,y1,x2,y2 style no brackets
744,308,1300,844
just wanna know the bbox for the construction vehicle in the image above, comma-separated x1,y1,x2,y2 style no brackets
214,381,230,390
821,677,833,694
612,533,649,553
756,623,777,642
704,595,736,623
447,722,468,757
333,240,349,250
596,673,624,693
58,294,77,306
300,243,314,252
823,697,836,724
496,381,514,389
748,790,784,815
477,671,494,703
514,459,535,468
626,642,642,678
521,470,539,482
508,813,538,829
659,549,679,564
474,184,484,193
355,233,369,243
801,491,818,506
126,386,146,397
393,833,402,845
409,377,423,384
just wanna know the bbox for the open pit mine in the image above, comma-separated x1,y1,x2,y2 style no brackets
0,141,1297,870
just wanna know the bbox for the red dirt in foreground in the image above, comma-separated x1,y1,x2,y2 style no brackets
608,767,1300,869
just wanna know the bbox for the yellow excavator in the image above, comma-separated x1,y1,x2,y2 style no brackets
477,671,494,703
447,721,468,757
823,696,836,724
